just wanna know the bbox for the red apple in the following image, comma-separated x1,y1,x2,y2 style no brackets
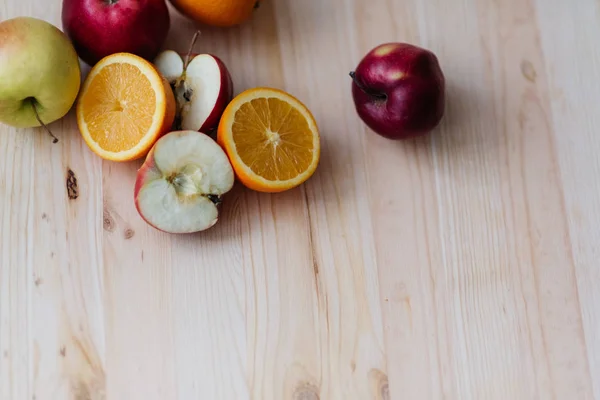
350,43,445,140
62,0,170,66
154,35,233,135
134,130,235,234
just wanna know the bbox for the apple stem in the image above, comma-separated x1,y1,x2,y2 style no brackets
254,1,260,9
184,31,201,71
349,71,387,101
31,100,59,144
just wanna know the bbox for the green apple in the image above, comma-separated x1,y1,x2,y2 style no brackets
0,17,81,132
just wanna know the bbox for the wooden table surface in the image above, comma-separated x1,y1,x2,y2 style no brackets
2,0,600,399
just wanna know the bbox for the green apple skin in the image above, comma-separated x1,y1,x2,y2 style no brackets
0,17,81,128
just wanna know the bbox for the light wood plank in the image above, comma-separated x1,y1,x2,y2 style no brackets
415,0,594,398
271,0,388,398
102,160,176,400
1,3,107,400
535,0,600,398
350,1,447,399
0,127,34,400
472,0,593,397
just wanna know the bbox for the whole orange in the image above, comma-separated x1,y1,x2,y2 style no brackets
170,0,259,27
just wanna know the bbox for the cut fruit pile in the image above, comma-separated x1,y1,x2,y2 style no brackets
74,35,320,234
77,53,175,162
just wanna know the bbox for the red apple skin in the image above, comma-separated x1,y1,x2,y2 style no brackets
62,0,170,66
198,55,234,134
351,43,445,140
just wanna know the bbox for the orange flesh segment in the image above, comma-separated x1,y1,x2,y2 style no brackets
231,97,315,181
80,63,156,153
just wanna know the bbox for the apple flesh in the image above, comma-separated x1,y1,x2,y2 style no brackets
154,50,233,134
350,43,445,140
135,130,235,234
62,0,170,66
0,17,81,132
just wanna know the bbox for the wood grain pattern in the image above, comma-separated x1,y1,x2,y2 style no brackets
1,0,599,399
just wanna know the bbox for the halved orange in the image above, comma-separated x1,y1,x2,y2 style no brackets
217,88,321,193
77,53,176,162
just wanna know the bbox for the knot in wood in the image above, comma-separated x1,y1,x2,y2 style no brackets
66,169,79,200
294,382,320,400
103,209,115,232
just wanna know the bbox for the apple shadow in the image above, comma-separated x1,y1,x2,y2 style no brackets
180,160,329,247
177,181,250,244
445,80,502,168
163,3,210,52
400,79,493,159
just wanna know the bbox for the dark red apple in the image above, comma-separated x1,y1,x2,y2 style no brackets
62,0,170,66
350,43,445,140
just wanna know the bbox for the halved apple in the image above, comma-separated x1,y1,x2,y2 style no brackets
134,130,235,233
154,49,233,134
